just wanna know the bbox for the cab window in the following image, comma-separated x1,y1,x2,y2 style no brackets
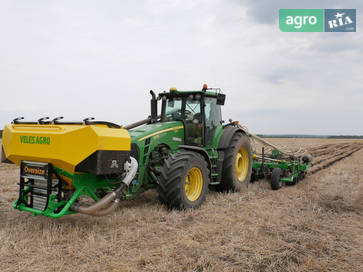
184,97,202,146
204,97,222,146
165,98,182,121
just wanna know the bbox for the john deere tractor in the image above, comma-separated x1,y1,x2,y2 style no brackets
1,85,253,218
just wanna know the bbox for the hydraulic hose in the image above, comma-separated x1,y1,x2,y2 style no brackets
123,118,151,130
87,199,121,217
237,124,308,157
74,157,138,216
76,192,117,215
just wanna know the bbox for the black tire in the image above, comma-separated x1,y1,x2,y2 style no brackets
270,168,282,190
218,133,253,192
302,154,312,164
157,151,210,209
289,170,307,186
298,171,307,181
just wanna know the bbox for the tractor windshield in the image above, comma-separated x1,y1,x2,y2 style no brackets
165,96,201,122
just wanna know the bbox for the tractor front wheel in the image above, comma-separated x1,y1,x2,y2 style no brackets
157,151,210,209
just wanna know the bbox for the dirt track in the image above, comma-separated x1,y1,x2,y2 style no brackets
1,139,363,272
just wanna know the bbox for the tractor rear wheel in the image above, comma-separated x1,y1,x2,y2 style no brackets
157,151,210,209
218,133,252,192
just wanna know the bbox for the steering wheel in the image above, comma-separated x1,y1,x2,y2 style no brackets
166,109,194,120
166,109,181,120
184,110,194,120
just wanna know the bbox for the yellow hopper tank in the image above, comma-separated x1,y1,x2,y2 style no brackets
1,123,131,175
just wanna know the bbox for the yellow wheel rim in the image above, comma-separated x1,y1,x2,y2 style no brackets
185,167,203,202
235,147,249,182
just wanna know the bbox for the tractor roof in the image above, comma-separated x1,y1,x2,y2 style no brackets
158,84,222,98
158,85,226,105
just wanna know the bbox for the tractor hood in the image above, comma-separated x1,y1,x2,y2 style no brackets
129,121,184,143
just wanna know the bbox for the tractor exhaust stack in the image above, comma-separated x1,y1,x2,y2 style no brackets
150,90,158,123
123,90,159,130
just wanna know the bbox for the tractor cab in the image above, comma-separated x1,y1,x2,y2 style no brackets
157,85,226,147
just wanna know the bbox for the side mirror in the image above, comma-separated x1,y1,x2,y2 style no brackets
216,94,226,105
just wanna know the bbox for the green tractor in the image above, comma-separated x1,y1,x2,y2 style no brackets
1,84,253,217
124,85,253,209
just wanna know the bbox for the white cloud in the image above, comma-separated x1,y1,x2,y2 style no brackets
0,0,362,134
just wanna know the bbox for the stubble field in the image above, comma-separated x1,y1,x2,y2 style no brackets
0,139,362,272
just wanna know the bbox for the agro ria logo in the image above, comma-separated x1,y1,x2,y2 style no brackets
328,12,353,28
325,9,356,32
279,9,356,32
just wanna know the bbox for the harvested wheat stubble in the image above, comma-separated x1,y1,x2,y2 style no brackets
0,139,362,272
308,142,363,174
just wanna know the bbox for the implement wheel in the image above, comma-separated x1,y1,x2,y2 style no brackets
218,133,252,192
157,151,210,209
270,168,282,190
286,175,298,186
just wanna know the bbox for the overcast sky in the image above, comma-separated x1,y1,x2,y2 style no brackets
1,0,362,134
